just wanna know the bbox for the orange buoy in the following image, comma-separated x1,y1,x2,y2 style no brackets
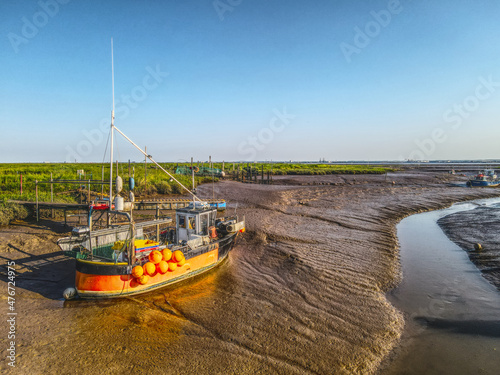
143,262,156,276
131,266,143,278
138,275,149,285
177,258,186,267
173,250,185,263
167,261,177,272
157,260,168,274
161,248,172,261
149,250,162,264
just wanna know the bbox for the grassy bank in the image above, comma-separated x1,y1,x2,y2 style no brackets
0,162,395,203
0,199,29,226
0,163,213,202
243,163,394,175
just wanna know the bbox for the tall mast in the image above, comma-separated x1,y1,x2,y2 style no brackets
109,38,115,219
105,38,202,210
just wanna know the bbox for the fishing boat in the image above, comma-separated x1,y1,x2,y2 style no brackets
57,40,245,299
467,170,500,187
58,199,245,299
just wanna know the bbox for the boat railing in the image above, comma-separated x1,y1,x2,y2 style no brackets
59,217,173,262
177,245,191,256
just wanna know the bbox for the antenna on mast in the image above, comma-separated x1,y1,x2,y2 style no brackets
108,38,115,225
111,38,115,115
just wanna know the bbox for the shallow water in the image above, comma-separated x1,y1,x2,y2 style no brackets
385,199,500,374
438,202,500,291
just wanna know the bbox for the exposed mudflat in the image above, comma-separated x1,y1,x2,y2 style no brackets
438,204,500,291
1,170,499,374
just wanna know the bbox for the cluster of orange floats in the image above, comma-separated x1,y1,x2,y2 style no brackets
131,249,186,285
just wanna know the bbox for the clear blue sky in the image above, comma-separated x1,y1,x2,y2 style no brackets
1,0,500,162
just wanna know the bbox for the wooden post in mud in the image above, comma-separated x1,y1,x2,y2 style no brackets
101,165,104,200
50,173,54,218
35,180,39,222
191,157,195,194
261,165,264,184
144,146,147,195
20,173,23,196
156,204,160,242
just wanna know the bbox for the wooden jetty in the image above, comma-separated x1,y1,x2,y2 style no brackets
11,201,90,226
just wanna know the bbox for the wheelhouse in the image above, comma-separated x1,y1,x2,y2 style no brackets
175,203,217,243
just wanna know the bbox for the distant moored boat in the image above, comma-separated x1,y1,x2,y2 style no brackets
467,170,500,187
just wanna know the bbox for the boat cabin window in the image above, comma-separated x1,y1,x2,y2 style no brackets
210,211,216,227
200,213,208,235
188,217,196,230
178,215,186,229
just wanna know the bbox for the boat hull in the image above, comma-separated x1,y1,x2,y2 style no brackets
74,232,237,299
468,180,500,187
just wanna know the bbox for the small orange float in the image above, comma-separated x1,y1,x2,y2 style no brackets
149,250,162,264
131,266,143,278
167,261,177,272
157,260,168,274
173,250,184,263
143,262,156,276
138,275,149,285
161,249,172,261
